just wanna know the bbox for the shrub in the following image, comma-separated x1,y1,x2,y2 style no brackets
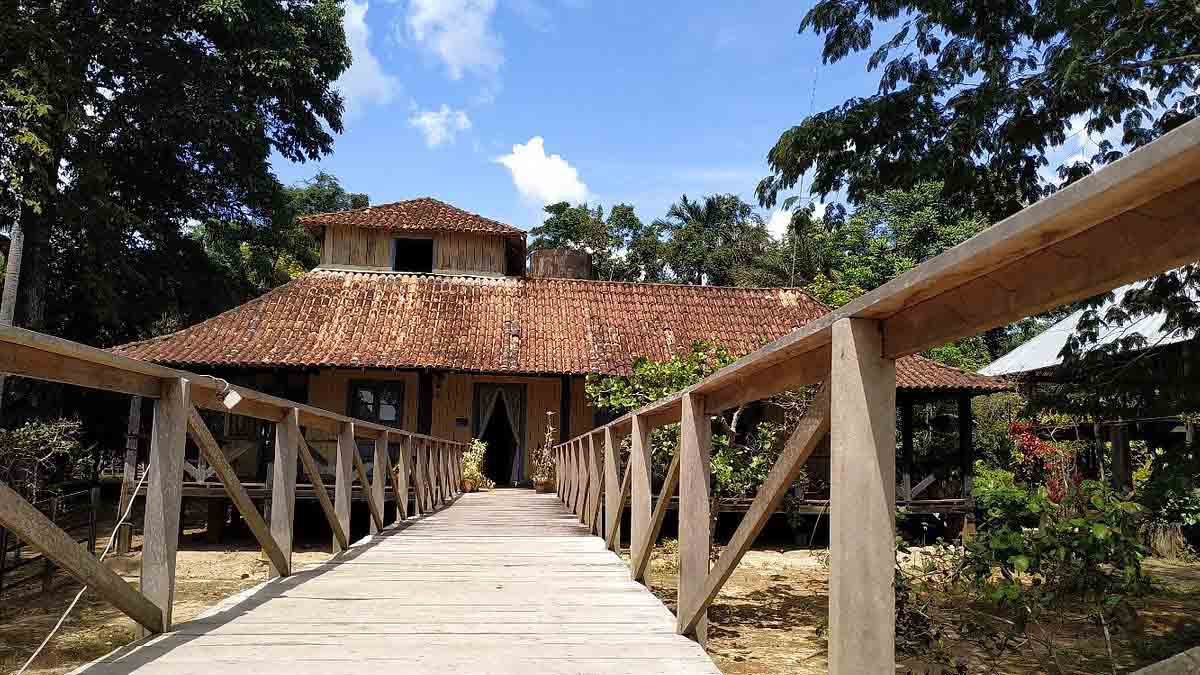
461,439,495,491
973,461,1033,529
0,418,89,501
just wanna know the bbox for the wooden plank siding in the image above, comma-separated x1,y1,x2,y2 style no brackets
319,225,508,276
306,370,596,478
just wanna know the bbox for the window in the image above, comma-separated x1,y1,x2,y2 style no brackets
348,380,406,427
393,238,434,273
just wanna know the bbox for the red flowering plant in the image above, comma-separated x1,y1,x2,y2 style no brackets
1008,421,1081,503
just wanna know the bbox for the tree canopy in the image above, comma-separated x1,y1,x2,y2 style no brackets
1,0,352,333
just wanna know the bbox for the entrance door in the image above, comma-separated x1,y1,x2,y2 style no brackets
473,383,526,486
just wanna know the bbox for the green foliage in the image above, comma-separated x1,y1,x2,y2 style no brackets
973,462,1034,529
759,0,1200,223
462,439,495,491
972,393,1026,469
656,194,774,287
1139,443,1200,529
0,418,88,500
196,172,366,297
0,0,351,338
530,201,665,282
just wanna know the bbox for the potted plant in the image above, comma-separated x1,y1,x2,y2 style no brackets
461,439,494,493
532,412,557,493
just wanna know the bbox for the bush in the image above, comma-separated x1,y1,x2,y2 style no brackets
461,439,495,491
973,461,1033,529
0,418,89,501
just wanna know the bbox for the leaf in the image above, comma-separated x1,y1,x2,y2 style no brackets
1009,554,1031,574
1092,523,1111,540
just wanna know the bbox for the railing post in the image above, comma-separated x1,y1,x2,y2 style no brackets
140,377,189,635
117,395,142,554
588,433,603,534
88,486,101,554
573,439,585,518
269,407,299,577
395,434,409,520
412,438,427,515
629,414,651,577
677,392,710,645
333,422,354,554
829,318,896,675
371,432,388,534
603,427,620,548
43,494,59,592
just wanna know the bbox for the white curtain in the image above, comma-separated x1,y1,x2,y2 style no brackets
500,387,524,484
475,388,502,439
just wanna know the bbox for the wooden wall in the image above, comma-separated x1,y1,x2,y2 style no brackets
319,225,510,276
321,226,393,269
305,369,420,463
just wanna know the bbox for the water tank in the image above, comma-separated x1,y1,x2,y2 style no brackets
529,248,593,280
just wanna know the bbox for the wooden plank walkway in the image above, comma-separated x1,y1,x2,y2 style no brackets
77,489,722,675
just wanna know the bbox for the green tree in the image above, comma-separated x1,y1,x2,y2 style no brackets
529,201,665,282
658,194,774,287
758,0,1200,367
197,172,368,297
0,0,352,335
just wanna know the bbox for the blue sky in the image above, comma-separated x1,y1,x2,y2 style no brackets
272,0,1107,235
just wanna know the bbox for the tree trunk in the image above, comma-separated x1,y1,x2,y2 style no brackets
0,216,27,421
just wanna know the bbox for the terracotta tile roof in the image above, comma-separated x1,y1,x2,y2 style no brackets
297,197,526,238
114,270,1007,393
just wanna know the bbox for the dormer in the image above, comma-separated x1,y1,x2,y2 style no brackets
299,197,528,277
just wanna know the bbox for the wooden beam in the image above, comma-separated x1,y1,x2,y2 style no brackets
679,384,831,634
604,459,631,551
269,408,300,576
371,433,389,534
117,395,142,554
353,442,385,533
394,434,409,520
186,408,290,578
0,482,163,632
677,392,710,645
628,413,652,580
140,377,188,634
333,423,354,554
829,318,896,675
588,434,604,534
296,435,348,551
632,447,680,583
882,181,1200,357
411,438,427,515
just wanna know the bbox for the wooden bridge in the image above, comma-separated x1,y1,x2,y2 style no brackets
1,116,1199,674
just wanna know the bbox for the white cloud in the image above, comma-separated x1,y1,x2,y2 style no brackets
409,104,472,147
766,209,792,239
338,0,401,118
496,136,589,205
404,0,503,81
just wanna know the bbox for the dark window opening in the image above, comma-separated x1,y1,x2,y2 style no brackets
393,238,434,273
348,380,406,428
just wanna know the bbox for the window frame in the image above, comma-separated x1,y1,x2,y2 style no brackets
347,379,406,429
391,236,435,274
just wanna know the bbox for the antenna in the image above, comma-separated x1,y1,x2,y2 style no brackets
789,62,821,287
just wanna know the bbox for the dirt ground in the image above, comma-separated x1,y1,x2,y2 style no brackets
639,546,1200,675
0,523,331,675
3,524,1198,675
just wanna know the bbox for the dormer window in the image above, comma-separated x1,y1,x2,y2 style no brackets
393,237,434,273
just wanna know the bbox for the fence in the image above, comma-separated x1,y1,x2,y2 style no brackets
0,486,101,595
553,115,1200,673
0,326,466,634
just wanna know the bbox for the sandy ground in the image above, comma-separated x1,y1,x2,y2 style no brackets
639,547,1200,675
3,525,1198,675
0,524,331,675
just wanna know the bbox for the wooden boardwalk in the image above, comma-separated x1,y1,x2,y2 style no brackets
78,490,721,675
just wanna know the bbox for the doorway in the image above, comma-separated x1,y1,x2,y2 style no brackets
474,383,526,486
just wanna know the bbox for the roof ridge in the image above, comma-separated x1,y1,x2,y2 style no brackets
296,196,525,236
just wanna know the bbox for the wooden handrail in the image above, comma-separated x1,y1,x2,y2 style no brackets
549,117,1200,668
0,326,467,635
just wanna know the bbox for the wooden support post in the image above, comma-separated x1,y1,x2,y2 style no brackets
679,385,831,634
188,409,290,576
353,443,385,534
333,422,354,554
1111,423,1132,490
829,318,896,675
412,438,427,515
205,499,225,544
269,408,299,577
958,394,976,538
573,439,586,519
588,433,604,534
629,414,652,580
43,495,59,592
140,377,189,635
677,392,710,645
395,435,410,520
901,399,914,502
117,395,141,554
372,433,388,533
603,427,621,550
296,435,348,551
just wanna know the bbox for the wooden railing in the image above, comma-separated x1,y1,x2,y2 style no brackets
0,326,466,634
554,116,1200,673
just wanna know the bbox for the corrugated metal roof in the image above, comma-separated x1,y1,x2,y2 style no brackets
981,280,1194,376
